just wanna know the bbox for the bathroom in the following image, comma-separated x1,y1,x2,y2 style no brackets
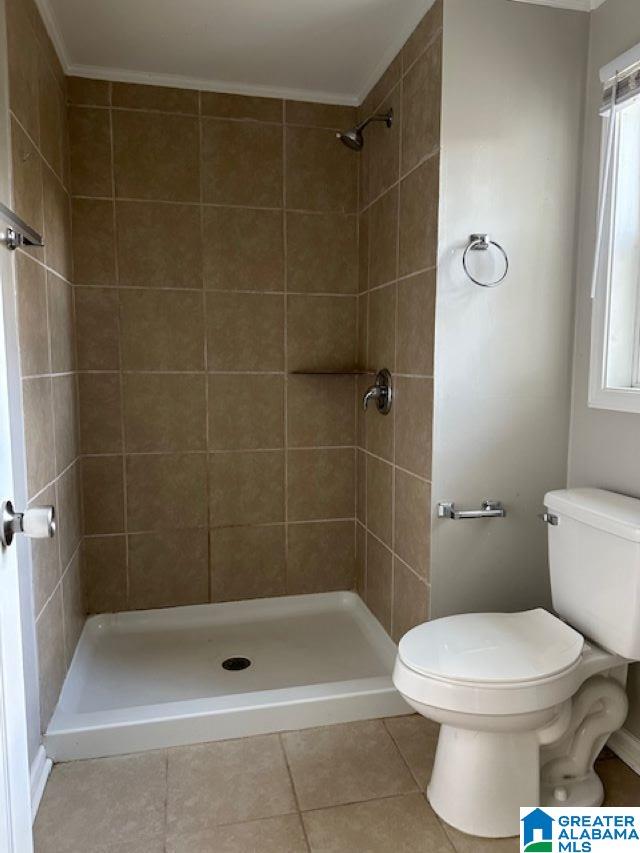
1,0,640,849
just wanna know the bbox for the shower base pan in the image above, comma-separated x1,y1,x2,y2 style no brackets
45,591,409,761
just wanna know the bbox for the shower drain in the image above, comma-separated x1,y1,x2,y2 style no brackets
222,657,251,671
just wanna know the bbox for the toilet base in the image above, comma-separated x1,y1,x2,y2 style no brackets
541,770,604,809
427,725,539,838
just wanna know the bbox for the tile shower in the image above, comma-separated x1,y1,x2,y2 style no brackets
8,0,442,760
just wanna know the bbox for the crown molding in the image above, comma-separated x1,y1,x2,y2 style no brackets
65,63,360,105
510,0,607,10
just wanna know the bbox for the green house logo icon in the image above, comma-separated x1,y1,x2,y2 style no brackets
521,808,554,852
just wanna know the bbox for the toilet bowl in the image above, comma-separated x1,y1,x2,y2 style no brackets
393,488,640,838
393,610,627,837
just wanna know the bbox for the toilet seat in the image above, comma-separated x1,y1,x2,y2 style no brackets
394,609,586,716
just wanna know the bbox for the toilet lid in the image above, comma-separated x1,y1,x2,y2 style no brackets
398,609,584,684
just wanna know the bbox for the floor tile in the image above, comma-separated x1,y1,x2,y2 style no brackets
441,822,518,852
600,755,640,806
167,814,309,852
281,719,417,811
384,714,440,789
303,793,455,853
166,735,297,840
33,752,166,853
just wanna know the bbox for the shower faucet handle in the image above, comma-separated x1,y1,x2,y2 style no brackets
1,500,56,547
363,369,392,415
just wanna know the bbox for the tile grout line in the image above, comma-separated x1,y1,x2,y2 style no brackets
282,101,290,595
278,733,313,852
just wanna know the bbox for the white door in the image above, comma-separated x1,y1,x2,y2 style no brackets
0,261,33,850
0,0,38,848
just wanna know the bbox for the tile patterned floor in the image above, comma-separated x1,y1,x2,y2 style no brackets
33,716,640,853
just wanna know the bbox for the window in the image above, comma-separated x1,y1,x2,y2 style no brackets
589,47,640,413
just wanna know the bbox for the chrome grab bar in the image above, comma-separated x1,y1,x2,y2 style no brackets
437,500,506,520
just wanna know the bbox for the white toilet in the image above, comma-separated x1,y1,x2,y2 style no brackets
393,488,640,838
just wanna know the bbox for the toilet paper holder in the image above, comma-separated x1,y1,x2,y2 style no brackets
1,500,55,547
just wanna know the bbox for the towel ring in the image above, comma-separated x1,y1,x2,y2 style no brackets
462,233,509,287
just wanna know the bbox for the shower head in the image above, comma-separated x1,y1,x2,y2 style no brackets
336,109,393,151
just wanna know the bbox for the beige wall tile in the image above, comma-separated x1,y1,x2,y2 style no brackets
369,186,398,288
366,401,394,462
11,118,43,235
113,110,200,202
22,376,55,497
393,559,429,643
57,461,82,567
38,55,66,181
402,37,441,175
356,520,366,595
78,373,122,453
36,586,65,729
366,455,392,547
15,252,49,377
286,212,357,294
62,550,85,666
209,374,284,451
359,146,370,213
48,272,75,372
52,373,78,474
394,469,430,579
68,106,112,197
287,375,355,448
43,164,72,279
287,448,354,521
72,198,116,285
281,719,415,811
127,453,207,532
206,292,284,371
128,529,209,609
396,270,435,375
202,92,282,122
395,376,433,478
166,736,296,838
367,88,401,202
402,0,443,71
287,520,355,594
287,294,356,372
356,374,368,447
83,535,127,613
361,55,402,121
67,76,110,106
75,286,120,370
30,484,60,615
209,451,285,527
203,207,284,292
116,201,202,288
120,289,205,371
365,533,392,632
82,455,124,535
124,373,206,452
399,154,439,278
112,82,199,113
356,450,366,524
302,793,449,853
6,0,40,142
357,295,367,369
358,211,369,293
368,282,395,370
285,101,355,129
169,814,308,853
201,119,283,206
210,525,286,602
285,126,357,213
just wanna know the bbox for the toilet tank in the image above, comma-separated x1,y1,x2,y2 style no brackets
545,488,640,659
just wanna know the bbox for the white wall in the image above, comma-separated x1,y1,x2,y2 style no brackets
431,0,588,618
568,0,640,738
